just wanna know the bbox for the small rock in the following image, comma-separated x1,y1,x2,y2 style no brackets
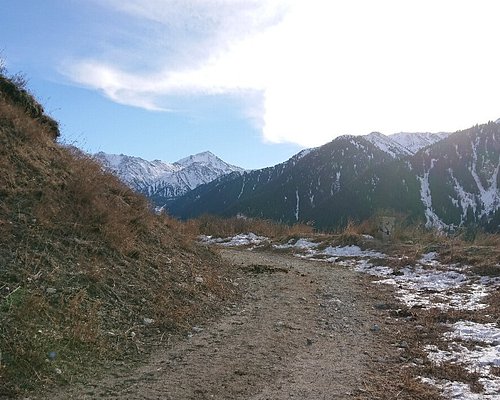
370,324,380,332
55,368,62,375
414,358,424,365
192,326,204,333
48,351,57,361
306,338,313,346
398,341,409,349
194,276,204,284
46,288,57,295
143,318,155,325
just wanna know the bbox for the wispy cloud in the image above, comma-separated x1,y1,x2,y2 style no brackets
64,0,500,146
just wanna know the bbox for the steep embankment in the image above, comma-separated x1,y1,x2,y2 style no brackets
0,73,235,397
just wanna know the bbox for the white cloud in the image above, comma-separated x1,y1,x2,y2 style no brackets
65,0,500,146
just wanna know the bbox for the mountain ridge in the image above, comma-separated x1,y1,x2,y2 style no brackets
94,150,244,205
167,123,500,232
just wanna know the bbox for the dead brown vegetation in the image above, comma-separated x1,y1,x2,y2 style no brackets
0,74,235,397
177,213,315,239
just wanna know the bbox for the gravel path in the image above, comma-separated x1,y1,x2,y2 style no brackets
39,248,425,399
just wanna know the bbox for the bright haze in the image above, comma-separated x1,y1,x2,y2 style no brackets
1,0,499,169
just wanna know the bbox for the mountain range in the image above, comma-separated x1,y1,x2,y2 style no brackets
94,150,244,207
94,124,500,232
165,124,500,232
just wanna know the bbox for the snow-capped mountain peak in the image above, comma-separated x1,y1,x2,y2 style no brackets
174,151,241,172
94,151,244,204
363,132,412,158
176,151,218,166
94,152,180,189
363,131,450,158
389,132,450,154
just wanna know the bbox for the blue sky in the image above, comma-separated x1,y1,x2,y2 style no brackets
2,1,500,169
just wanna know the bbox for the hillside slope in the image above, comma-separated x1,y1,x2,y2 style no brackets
412,122,500,229
167,135,400,223
168,124,500,232
0,73,234,396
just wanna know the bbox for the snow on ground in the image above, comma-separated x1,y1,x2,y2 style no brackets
421,377,500,400
299,244,385,262
199,233,268,247
321,245,384,259
424,321,500,399
200,234,500,398
273,238,319,250
304,247,496,312
269,238,500,398
377,267,492,311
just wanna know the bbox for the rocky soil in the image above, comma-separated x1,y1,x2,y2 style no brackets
36,248,438,399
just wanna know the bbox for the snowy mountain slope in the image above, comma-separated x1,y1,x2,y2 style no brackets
94,152,180,191
363,131,450,158
95,151,244,204
363,132,412,158
169,122,500,232
412,122,500,229
390,132,450,154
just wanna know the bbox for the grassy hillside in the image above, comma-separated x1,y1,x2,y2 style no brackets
0,72,235,397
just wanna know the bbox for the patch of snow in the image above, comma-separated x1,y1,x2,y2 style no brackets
418,159,448,230
421,377,500,400
199,233,268,247
470,145,500,217
321,245,384,258
295,189,300,221
378,266,492,311
449,168,478,224
273,238,319,250
354,260,393,277
424,321,500,397
418,251,442,267
445,321,500,345
237,176,245,199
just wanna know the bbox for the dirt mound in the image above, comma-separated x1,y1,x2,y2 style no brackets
0,73,235,397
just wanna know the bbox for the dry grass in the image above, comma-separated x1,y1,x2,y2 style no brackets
178,214,315,240
334,220,366,246
0,74,236,397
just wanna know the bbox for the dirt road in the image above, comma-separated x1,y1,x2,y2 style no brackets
40,248,427,399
